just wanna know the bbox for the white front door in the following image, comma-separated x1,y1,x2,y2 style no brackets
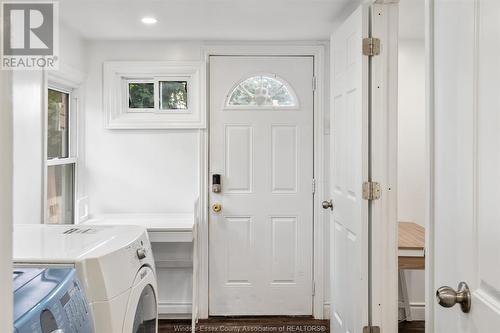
433,0,500,331
329,5,370,333
209,56,314,315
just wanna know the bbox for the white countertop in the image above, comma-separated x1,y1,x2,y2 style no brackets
14,224,148,263
83,214,195,242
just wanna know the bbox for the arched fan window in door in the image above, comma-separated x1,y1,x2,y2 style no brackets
225,74,298,109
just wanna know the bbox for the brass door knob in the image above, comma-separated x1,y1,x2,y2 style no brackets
212,203,222,213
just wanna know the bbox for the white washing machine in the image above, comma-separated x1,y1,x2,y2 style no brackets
13,224,158,333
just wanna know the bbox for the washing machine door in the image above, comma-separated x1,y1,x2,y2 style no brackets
123,266,158,333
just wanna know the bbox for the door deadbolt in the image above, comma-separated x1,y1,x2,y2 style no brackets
212,203,222,213
436,282,471,313
212,174,222,193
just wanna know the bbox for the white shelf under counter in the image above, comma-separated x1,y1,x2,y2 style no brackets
83,213,195,242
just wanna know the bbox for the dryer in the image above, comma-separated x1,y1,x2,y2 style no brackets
13,224,158,333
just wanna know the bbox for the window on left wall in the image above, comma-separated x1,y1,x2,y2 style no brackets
46,88,75,224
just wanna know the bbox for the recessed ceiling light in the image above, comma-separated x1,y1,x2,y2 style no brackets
141,17,157,25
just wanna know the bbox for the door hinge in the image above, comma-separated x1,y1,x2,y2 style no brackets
312,179,316,194
363,326,381,333
312,76,317,91
362,181,381,200
363,37,381,56
312,281,316,296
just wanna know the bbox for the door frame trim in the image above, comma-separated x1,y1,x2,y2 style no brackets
424,0,435,331
373,0,435,331
370,3,399,331
197,43,328,319
0,69,13,333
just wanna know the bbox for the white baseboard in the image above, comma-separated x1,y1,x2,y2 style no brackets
187,302,335,321
409,302,425,321
323,303,330,319
159,302,192,319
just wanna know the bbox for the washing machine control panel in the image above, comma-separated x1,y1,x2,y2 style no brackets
13,267,95,333
59,280,93,332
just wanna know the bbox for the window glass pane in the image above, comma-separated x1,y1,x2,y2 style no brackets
129,82,154,109
227,75,296,107
47,89,69,159
47,164,74,224
160,81,187,110
229,88,253,105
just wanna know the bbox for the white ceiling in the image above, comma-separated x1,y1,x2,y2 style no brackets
59,0,361,41
399,0,425,39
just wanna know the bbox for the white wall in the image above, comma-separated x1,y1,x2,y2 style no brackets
12,71,44,224
398,38,426,318
398,40,426,232
83,41,202,316
12,23,87,225
0,70,13,333
84,41,202,215
59,23,88,73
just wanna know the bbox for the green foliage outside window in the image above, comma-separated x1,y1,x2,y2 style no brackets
48,89,69,159
129,82,154,108
160,81,188,110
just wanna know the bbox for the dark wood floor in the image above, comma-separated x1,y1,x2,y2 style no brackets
159,317,329,333
160,318,423,333
399,321,425,333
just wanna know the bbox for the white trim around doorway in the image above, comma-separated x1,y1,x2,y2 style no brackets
196,43,328,320
424,0,435,331
371,0,434,331
370,3,399,332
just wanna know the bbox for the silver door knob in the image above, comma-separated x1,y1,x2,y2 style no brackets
436,282,471,313
322,200,334,210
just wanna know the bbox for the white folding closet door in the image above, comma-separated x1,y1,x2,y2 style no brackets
330,5,370,333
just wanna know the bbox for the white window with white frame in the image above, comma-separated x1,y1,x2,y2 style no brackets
104,61,205,129
46,87,76,224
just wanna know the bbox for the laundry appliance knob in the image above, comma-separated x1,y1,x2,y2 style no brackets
137,248,147,260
